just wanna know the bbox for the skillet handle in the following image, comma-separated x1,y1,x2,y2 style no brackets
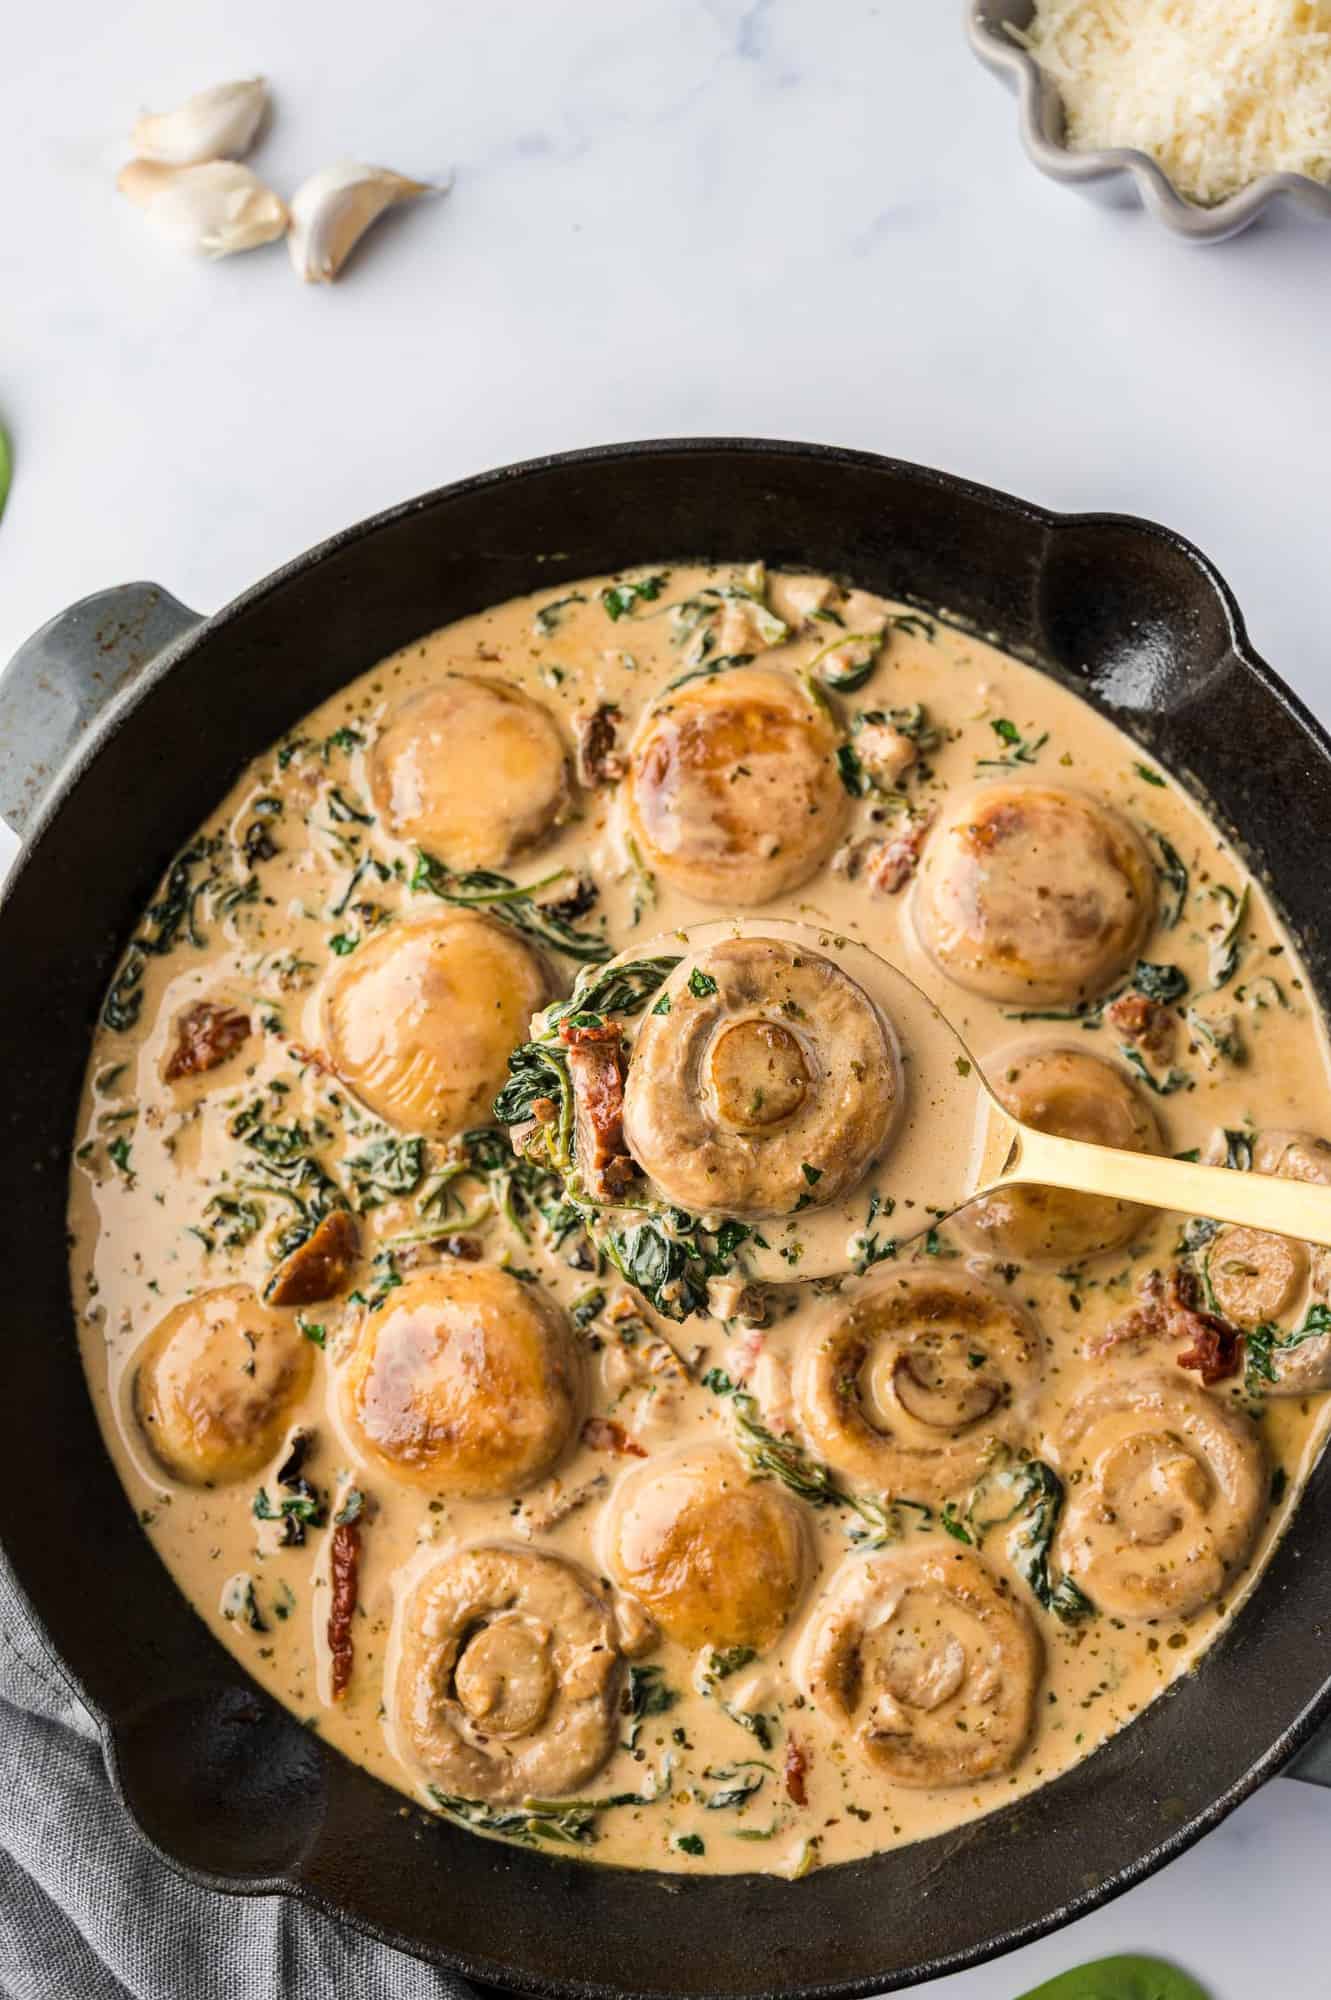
0,583,203,840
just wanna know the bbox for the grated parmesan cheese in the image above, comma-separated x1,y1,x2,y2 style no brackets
1017,1,1331,204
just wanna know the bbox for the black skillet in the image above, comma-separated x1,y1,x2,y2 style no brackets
2,439,1330,1999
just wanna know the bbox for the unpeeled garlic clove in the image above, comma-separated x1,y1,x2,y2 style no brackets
287,161,438,283
130,77,269,167
117,160,289,259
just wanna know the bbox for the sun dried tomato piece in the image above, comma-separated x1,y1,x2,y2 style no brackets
1168,1267,1244,1386
1105,992,1178,1066
581,1415,647,1458
559,1019,623,1047
164,1001,250,1081
327,1517,361,1701
574,703,625,787
1176,1320,1242,1386
784,1736,809,1806
863,810,936,896
560,1021,636,1199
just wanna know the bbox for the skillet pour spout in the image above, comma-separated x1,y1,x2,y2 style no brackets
3,439,1331,2000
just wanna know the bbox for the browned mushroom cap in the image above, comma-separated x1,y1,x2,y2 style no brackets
794,1269,1041,1505
604,1446,807,1651
958,1045,1162,1265
133,1285,313,1486
912,784,1156,1006
796,1546,1041,1786
621,936,899,1219
341,1266,579,1496
625,665,848,906
369,677,570,869
323,913,550,1137
1056,1371,1265,1619
394,1545,622,1802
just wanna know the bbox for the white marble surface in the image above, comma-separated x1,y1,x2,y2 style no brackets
5,2,1331,1993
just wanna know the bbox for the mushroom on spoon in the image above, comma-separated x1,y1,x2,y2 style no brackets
502,919,1331,1305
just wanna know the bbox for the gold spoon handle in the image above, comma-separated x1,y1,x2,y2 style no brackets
1002,1125,1331,1247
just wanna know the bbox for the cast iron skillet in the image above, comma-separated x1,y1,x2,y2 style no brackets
2,438,1330,1999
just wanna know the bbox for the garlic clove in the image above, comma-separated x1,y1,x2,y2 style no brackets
130,77,269,167
286,161,438,283
117,160,289,259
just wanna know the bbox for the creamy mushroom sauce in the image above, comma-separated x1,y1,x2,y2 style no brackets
69,562,1331,1878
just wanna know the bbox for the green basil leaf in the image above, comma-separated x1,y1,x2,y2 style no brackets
1017,1953,1210,2000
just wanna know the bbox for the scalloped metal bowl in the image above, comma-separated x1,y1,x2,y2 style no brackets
968,0,1331,242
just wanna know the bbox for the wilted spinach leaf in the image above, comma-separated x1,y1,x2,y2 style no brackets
600,573,668,620
1131,961,1188,1003
347,1135,425,1210
411,850,609,963
1150,832,1189,929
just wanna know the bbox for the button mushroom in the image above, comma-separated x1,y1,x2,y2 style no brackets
1202,1130,1331,1394
1205,1224,1306,1330
369,676,571,869
341,1266,580,1496
604,1445,807,1652
795,1546,1042,1785
133,1285,314,1486
393,1545,623,1801
625,665,848,906
912,784,1156,1006
323,913,551,1137
621,936,899,1219
1056,1371,1265,1619
958,1044,1162,1265
794,1269,1042,1505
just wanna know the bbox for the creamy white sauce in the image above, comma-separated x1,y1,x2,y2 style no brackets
68,563,1331,1877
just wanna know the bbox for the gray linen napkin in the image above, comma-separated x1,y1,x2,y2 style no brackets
0,1556,472,2000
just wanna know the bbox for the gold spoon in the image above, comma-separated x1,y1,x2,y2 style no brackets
590,920,1331,1287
